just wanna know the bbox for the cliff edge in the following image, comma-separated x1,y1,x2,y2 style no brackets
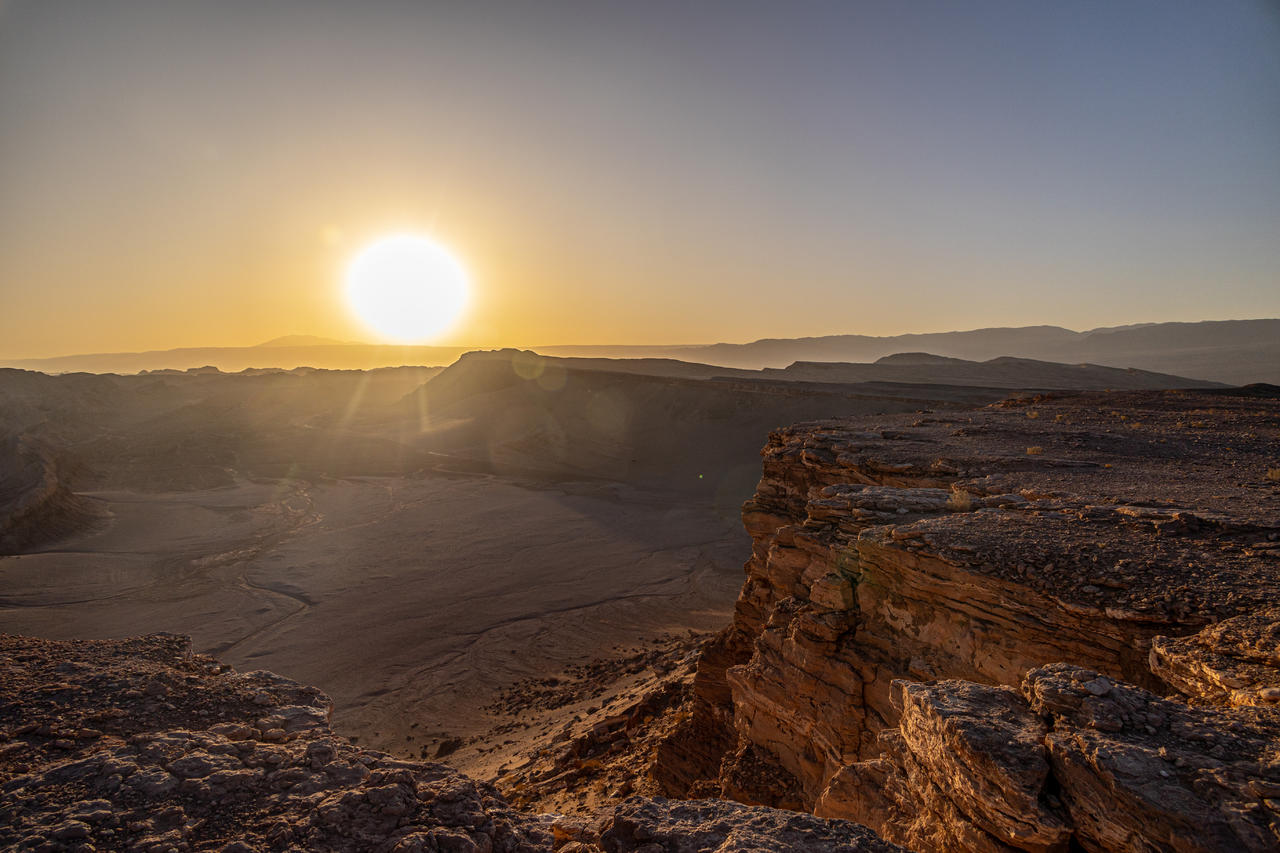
653,387,1280,851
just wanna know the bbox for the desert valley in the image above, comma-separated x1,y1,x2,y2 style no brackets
3,1,1279,850
3,327,1280,851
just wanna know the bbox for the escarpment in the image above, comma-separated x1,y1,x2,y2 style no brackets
4,387,1278,852
0,436,99,555
655,388,1280,850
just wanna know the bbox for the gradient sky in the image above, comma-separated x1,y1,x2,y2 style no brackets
1,0,1278,357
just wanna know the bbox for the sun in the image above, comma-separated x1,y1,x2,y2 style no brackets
344,234,469,344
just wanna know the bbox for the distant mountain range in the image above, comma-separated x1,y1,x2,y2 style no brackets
539,319,1280,385
0,341,478,376
758,352,1223,390
1,319,1275,385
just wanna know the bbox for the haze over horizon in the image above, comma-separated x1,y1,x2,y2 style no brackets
6,317,1280,364
2,1,1279,358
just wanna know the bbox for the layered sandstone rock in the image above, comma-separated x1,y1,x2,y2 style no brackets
1025,664,1280,852
816,678,1069,853
817,666,1280,852
592,797,903,853
0,634,906,852
1150,607,1280,707
656,389,1280,849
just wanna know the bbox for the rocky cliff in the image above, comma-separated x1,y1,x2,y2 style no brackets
4,387,1278,852
654,387,1280,850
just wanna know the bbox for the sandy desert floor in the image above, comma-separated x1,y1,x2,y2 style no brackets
0,471,745,765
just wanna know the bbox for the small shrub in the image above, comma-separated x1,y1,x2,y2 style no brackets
1267,468,1280,482
1027,446,1044,455
1026,410,1039,419
946,488,973,512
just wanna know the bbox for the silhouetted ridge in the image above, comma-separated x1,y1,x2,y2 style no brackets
872,352,969,365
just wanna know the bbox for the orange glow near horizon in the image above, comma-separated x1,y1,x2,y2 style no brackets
1,4,1278,360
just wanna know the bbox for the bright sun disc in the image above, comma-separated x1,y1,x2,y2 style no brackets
344,234,469,343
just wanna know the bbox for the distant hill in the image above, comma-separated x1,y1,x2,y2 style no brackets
764,354,1222,390
400,348,1219,505
407,348,1215,390
1,319,1274,384
401,350,1012,504
537,319,1280,385
0,344,472,375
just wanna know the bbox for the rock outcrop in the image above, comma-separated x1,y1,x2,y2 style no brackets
817,664,1280,852
1149,606,1280,707
592,797,902,853
0,436,99,555
0,633,905,852
655,388,1280,849
0,634,554,852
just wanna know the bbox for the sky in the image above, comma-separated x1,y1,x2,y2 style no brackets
1,0,1278,357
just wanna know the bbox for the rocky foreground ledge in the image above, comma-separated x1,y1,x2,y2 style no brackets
0,633,903,852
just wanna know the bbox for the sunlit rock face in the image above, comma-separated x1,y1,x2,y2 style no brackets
817,678,1070,853
818,666,1280,852
655,389,1280,850
1149,605,1280,707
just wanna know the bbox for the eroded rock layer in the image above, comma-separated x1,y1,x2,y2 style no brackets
0,436,99,555
658,388,1280,849
0,634,904,852
818,665,1280,852
1150,606,1280,707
